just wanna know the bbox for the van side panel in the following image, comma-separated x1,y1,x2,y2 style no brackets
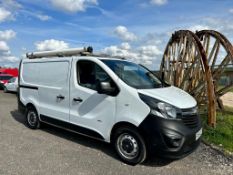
39,61,70,121
20,59,71,122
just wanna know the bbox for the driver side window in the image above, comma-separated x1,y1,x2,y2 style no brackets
77,60,112,91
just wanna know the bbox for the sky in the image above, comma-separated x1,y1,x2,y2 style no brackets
1,0,233,70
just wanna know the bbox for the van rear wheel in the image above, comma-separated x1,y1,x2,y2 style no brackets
113,126,147,165
26,107,40,129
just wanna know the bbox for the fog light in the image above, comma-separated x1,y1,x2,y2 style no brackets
163,134,183,148
171,138,182,147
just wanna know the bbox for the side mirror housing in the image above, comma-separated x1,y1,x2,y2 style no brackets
97,81,116,95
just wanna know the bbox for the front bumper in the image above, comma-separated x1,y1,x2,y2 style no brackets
139,113,202,159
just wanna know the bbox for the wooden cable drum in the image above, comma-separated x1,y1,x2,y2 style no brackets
196,30,233,110
160,30,216,126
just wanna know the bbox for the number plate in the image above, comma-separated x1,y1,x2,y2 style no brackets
195,128,202,140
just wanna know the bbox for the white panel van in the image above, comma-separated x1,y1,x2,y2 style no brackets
18,48,202,165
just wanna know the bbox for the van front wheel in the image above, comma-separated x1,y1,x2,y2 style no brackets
26,107,40,129
113,126,147,165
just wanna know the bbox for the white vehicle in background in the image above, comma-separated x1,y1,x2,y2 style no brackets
4,77,18,93
18,47,202,165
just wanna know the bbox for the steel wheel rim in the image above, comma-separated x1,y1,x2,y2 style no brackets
117,133,139,160
27,111,37,126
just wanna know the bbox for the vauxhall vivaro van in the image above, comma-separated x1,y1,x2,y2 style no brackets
18,47,202,165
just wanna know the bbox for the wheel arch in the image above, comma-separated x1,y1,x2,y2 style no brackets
25,103,39,117
110,121,140,143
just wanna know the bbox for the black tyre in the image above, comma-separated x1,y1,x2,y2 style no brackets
26,106,40,129
113,126,147,165
3,86,8,93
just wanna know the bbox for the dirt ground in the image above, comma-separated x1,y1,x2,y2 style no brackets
220,92,233,108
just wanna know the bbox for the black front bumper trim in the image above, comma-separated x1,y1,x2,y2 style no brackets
139,113,202,159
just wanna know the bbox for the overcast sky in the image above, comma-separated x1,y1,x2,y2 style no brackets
1,0,233,69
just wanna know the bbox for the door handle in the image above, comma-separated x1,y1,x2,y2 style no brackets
57,95,65,100
73,97,83,102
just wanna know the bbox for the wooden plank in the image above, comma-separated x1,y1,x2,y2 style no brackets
205,35,210,56
208,39,219,64
179,54,199,89
175,36,188,86
211,40,220,72
213,54,231,79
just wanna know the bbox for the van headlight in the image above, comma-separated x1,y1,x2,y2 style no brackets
155,102,177,119
139,93,178,119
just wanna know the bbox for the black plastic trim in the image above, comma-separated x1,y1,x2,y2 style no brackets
138,113,202,159
19,85,38,90
0,83,4,89
40,114,104,140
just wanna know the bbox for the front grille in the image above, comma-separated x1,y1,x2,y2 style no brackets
181,106,198,114
181,107,199,128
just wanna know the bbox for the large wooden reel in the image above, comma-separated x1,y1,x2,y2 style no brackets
196,30,233,108
160,30,216,126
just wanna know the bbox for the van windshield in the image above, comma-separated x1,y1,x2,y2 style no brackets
101,60,164,89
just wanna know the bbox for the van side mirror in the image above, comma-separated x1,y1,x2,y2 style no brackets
97,81,116,95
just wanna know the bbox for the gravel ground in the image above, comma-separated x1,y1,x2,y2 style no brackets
0,91,232,175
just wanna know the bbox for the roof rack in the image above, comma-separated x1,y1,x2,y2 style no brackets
26,46,126,60
26,46,94,59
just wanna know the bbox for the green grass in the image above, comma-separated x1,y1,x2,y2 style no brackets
224,106,233,113
201,108,233,152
